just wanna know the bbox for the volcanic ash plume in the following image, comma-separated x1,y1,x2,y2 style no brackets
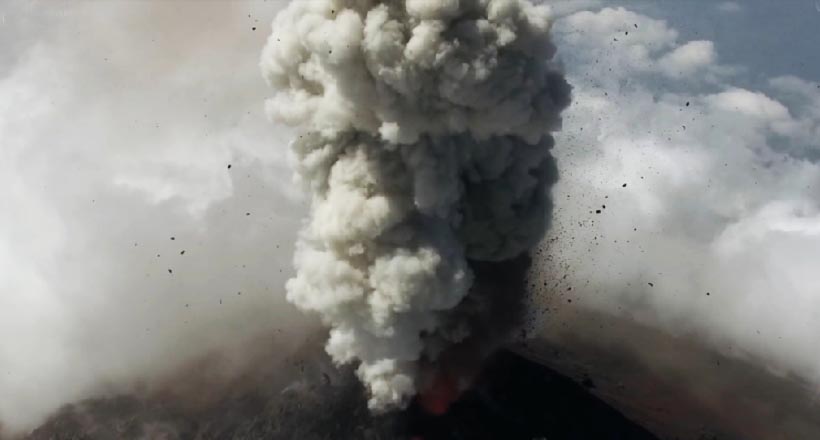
260,0,570,412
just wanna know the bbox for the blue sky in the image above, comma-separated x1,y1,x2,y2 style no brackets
635,1,820,81
553,0,820,85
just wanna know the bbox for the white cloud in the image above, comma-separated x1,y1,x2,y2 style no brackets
658,40,717,78
560,7,679,51
717,1,743,13
546,0,604,18
556,7,728,82
0,1,311,433
541,6,820,393
767,76,820,157
707,87,790,120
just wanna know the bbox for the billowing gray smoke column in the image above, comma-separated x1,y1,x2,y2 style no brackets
260,0,570,412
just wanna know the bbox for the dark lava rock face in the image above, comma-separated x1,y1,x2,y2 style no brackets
405,350,657,440
22,349,656,440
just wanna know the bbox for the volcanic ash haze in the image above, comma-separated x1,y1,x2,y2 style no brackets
260,0,571,411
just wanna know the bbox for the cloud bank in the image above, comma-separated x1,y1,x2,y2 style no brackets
538,6,820,388
0,1,310,434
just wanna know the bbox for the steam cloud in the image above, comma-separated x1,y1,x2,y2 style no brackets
260,0,570,411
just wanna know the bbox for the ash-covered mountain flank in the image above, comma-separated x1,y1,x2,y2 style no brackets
21,342,656,440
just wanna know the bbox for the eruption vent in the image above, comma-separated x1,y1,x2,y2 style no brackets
261,0,570,412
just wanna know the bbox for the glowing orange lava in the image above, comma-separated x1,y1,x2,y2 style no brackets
417,371,460,415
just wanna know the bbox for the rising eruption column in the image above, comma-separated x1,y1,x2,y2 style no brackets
261,0,571,412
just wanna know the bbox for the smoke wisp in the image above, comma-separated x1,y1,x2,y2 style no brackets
260,0,570,411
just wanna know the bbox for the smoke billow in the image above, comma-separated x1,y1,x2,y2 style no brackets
260,0,570,411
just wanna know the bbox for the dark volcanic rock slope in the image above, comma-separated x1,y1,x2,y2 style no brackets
23,349,656,440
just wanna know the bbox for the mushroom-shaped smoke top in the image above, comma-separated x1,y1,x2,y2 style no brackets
260,0,570,412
